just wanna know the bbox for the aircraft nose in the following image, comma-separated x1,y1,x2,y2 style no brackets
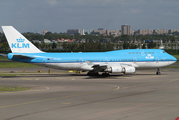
169,56,177,65
167,55,177,65
173,56,177,62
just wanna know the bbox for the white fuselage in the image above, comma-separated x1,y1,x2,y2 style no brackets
35,60,175,71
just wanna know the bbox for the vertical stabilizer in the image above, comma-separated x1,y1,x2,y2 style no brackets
2,26,43,53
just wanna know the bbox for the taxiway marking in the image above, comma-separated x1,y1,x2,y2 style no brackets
1,77,178,109
166,79,179,83
95,102,179,106
21,78,40,80
0,84,119,109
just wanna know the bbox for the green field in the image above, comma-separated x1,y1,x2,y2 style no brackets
0,56,8,60
0,62,39,68
0,56,39,68
173,55,179,59
0,86,30,92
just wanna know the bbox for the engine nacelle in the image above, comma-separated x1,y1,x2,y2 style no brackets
105,66,135,74
105,66,123,73
123,66,136,74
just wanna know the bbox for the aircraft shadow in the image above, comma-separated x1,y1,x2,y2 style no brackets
1,73,166,79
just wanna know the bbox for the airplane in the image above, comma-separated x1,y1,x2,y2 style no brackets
1,26,177,76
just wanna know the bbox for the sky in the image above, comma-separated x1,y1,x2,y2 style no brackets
0,0,179,33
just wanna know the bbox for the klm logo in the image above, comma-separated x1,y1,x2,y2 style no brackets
16,37,25,42
11,37,30,48
145,54,154,59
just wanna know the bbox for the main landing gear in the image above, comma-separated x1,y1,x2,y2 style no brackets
156,68,161,75
87,71,99,76
102,72,110,76
87,71,110,76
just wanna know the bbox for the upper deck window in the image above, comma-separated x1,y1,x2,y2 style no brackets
128,52,141,54
145,52,154,54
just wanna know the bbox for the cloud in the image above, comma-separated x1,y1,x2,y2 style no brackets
0,0,179,32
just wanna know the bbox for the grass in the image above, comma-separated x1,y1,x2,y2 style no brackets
0,62,39,68
164,65,179,69
0,73,29,76
0,55,40,68
0,74,20,76
0,56,39,68
173,55,179,59
0,86,30,92
0,56,8,60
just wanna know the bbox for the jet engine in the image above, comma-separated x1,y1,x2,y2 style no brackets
123,66,136,74
105,66,135,74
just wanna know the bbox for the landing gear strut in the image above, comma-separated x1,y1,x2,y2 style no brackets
102,72,110,76
156,68,161,75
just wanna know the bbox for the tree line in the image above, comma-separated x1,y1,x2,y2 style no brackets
0,31,179,54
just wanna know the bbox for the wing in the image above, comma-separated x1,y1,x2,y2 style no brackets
92,64,108,73
83,61,108,72
0,53,35,59
91,62,135,73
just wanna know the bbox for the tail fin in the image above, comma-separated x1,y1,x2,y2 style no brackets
2,26,43,53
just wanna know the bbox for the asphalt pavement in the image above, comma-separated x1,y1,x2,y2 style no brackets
0,68,179,120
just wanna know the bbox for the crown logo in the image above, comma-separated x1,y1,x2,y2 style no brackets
16,37,25,42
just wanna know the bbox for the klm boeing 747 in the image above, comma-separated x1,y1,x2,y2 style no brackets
1,26,177,75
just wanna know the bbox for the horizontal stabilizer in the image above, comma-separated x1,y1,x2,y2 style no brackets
12,55,35,59
0,53,7,57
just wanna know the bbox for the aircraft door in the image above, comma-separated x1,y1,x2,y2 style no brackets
79,58,83,64
156,57,159,63
133,57,137,63
105,57,108,64
42,58,46,65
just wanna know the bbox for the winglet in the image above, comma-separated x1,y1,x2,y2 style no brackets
2,26,43,53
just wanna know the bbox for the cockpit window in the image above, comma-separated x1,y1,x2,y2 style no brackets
163,50,166,53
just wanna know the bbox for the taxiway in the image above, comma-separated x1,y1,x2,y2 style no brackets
0,68,179,120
